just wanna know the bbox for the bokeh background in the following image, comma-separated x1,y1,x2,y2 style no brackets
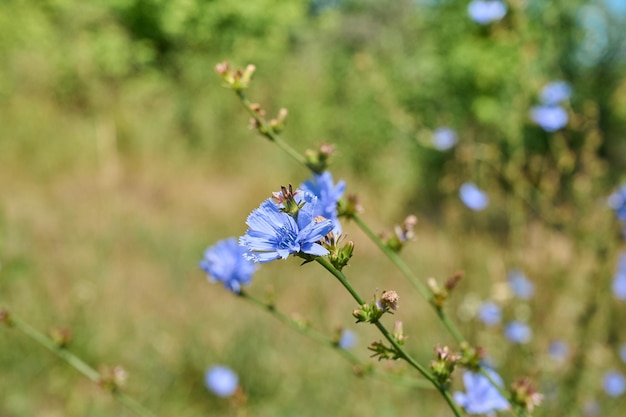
1,0,626,416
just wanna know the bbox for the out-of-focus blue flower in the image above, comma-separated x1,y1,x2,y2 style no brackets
613,251,626,300
454,369,510,414
338,329,358,350
478,301,502,326
432,127,458,151
608,184,626,221
603,370,626,397
240,192,334,263
548,340,569,362
205,365,239,397
604,0,626,17
540,81,572,106
300,172,345,233
468,0,507,25
200,238,258,293
505,321,532,344
508,269,534,300
530,105,568,132
459,182,489,211
615,345,626,366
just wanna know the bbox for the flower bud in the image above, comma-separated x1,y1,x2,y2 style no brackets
0,308,12,326
305,143,336,174
99,365,128,392
511,377,543,412
49,327,72,348
338,194,363,219
269,108,288,133
430,345,461,386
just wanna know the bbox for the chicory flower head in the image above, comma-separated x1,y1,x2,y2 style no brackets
454,369,510,414
530,105,568,132
613,251,626,300
508,269,534,300
603,370,626,397
299,171,345,233
608,184,626,221
505,321,532,344
205,365,239,397
468,0,507,25
200,238,258,293
540,81,572,106
338,329,358,350
240,188,334,263
459,182,489,211
478,301,502,326
432,127,458,151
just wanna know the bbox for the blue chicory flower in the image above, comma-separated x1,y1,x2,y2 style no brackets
338,329,358,350
299,171,346,233
478,301,502,326
200,238,258,293
459,182,489,211
603,370,626,397
548,340,569,362
505,321,532,344
468,0,507,25
205,365,239,397
239,191,334,263
540,81,572,106
615,344,626,365
613,251,626,300
508,269,534,300
608,184,626,221
454,369,510,414
530,105,568,132
432,127,458,151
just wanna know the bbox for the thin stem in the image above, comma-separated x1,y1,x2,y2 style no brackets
5,313,158,417
352,214,465,345
314,258,464,417
238,291,434,390
236,91,309,168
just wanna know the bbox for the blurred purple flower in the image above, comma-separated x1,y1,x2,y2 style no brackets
603,370,626,397
613,251,626,300
205,365,239,397
530,105,568,132
468,0,507,25
508,269,534,300
540,81,572,105
432,127,458,151
200,238,258,294
459,182,489,211
615,345,626,367
608,184,626,221
548,340,569,362
239,192,334,263
478,301,501,326
505,321,532,344
454,369,510,414
338,329,358,350
300,171,346,234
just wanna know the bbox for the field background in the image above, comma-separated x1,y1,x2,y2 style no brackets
1,1,626,416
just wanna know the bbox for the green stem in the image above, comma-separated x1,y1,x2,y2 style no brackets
238,291,434,390
236,91,309,168
352,214,465,344
314,258,464,417
5,313,158,417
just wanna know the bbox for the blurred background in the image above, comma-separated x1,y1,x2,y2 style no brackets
1,0,626,415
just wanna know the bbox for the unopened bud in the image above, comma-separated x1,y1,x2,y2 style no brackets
511,377,543,412
338,194,363,219
99,365,128,392
49,327,72,348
